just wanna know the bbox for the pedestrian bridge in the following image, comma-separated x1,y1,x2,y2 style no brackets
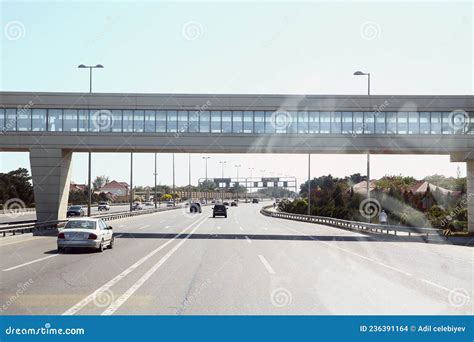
0,92,472,230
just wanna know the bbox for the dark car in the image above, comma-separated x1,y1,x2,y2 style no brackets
190,202,202,213
230,201,238,207
67,205,85,217
212,204,227,218
223,202,229,206
252,198,259,204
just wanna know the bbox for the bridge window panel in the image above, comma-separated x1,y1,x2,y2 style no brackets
199,111,210,133
419,112,430,134
210,111,222,133
243,111,253,133
408,112,419,134
375,112,385,134
32,109,46,131
111,110,122,132
63,109,78,132
386,112,397,134
89,110,100,132
397,112,408,134
122,110,134,132
364,112,375,134
308,111,319,134
254,111,264,133
352,112,363,134
177,110,188,134
342,112,353,134
285,112,297,133
265,111,275,133
441,112,452,134
222,111,232,133
430,112,441,134
48,109,63,132
297,111,308,134
320,112,331,134
167,110,178,133
330,112,341,134
468,112,474,134
17,108,31,131
232,111,243,133
156,111,166,132
188,110,199,133
78,110,89,132
133,110,145,132
144,110,155,133
0,108,5,131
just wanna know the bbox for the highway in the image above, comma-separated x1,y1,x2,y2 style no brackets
0,203,472,315
0,204,135,224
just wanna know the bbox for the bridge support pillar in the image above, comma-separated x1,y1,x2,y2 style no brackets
30,148,72,223
468,161,474,233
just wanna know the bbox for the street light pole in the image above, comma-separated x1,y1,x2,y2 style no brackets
353,70,370,95
307,154,311,216
129,152,133,212
188,153,191,201
202,157,210,202
78,64,104,217
172,153,176,205
154,153,158,209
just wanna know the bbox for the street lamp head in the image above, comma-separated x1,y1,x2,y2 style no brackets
353,71,367,76
95,64,104,68
78,64,87,68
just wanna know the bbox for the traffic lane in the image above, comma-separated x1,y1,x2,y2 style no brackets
0,208,203,314
0,204,132,224
253,212,473,314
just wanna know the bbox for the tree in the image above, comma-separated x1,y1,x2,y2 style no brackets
0,168,34,207
93,175,110,191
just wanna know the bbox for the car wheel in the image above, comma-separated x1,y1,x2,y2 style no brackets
58,246,66,254
225,215,227,218
213,214,215,218
109,237,115,249
98,240,105,252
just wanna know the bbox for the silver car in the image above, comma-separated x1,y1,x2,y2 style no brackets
57,218,114,253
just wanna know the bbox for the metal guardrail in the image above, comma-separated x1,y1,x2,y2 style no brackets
0,205,183,237
260,206,443,238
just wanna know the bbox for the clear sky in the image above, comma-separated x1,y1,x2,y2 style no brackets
0,1,472,187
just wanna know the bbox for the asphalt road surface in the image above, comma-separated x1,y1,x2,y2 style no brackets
0,203,472,315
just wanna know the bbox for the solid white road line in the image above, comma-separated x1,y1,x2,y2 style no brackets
63,216,207,315
138,225,150,230
101,217,208,315
258,255,275,275
3,254,58,272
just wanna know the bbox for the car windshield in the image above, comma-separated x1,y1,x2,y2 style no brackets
99,202,107,205
64,220,96,229
214,205,225,210
69,206,82,210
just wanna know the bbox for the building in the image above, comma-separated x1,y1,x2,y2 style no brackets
69,182,87,192
100,181,129,196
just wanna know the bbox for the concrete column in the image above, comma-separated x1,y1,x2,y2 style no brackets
30,148,72,222
468,161,474,232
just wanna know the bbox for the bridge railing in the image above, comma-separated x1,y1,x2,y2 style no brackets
260,206,442,238
0,205,184,237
